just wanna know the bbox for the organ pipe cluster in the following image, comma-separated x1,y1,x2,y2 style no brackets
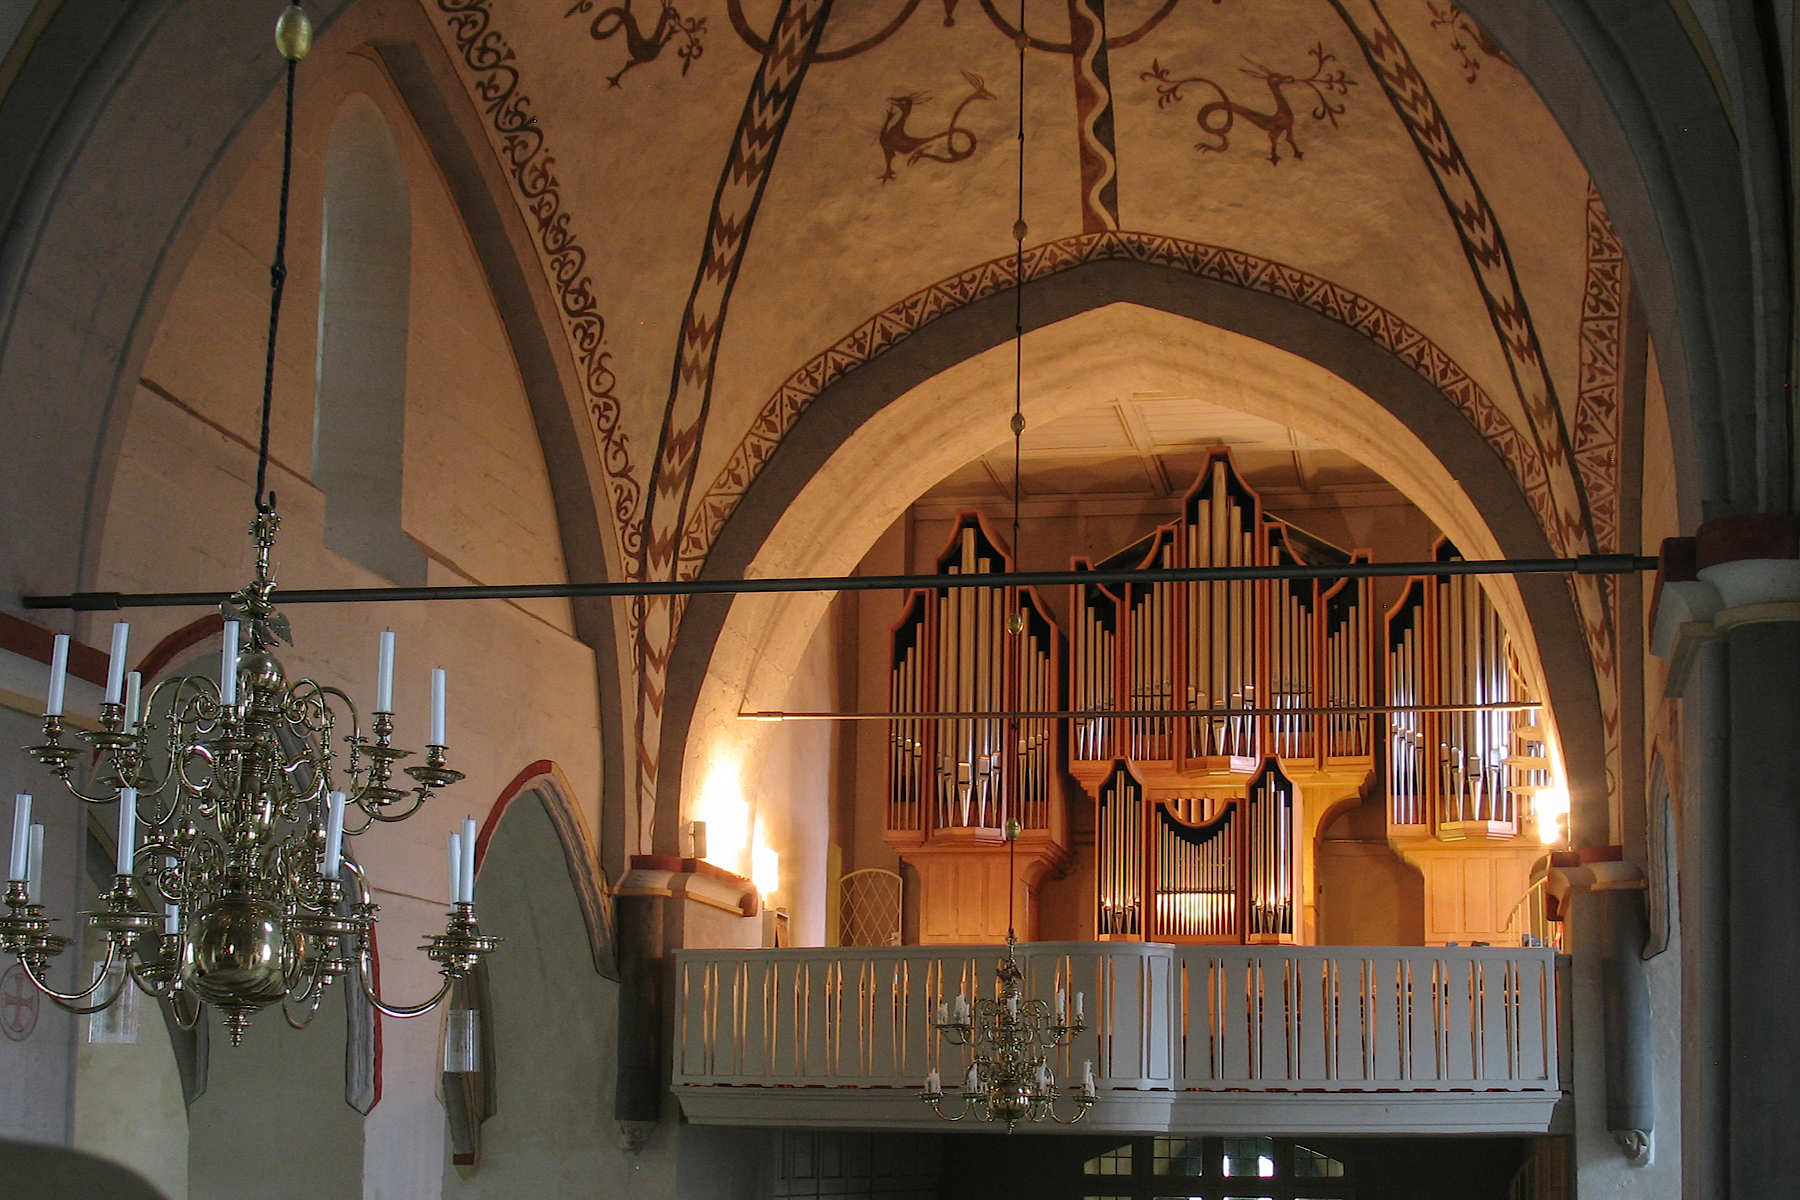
1094,759,1295,942
1070,454,1376,768
885,516,1063,838
1385,540,1541,836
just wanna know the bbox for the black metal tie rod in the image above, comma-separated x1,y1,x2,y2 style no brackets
19,553,1658,612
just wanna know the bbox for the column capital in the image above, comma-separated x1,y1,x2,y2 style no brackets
1650,517,1800,694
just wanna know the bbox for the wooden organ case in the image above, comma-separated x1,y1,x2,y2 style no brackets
883,514,1069,944
1383,539,1551,944
1073,452,1373,945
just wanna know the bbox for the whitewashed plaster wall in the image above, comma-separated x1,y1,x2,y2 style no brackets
71,40,605,1200
72,1009,187,1199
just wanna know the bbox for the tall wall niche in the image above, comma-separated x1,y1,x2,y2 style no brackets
314,94,425,587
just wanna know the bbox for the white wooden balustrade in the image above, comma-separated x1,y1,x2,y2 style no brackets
673,942,1568,1135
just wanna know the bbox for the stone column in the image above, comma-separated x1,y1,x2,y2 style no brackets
1651,515,1800,1195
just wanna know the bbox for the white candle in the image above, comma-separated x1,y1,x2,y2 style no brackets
116,788,136,875
104,621,130,705
446,832,462,907
164,902,180,936
935,1001,948,1025
220,620,239,707
1075,991,1085,1024
459,816,477,903
1055,987,1066,1021
954,994,969,1022
375,630,395,712
9,794,30,882
322,791,347,880
26,824,43,905
124,671,142,732
1006,994,1019,1019
430,668,447,745
45,634,69,717
1081,1059,1096,1096
925,1069,939,1093
965,1064,979,1092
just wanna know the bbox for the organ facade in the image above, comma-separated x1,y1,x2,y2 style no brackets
883,451,1555,947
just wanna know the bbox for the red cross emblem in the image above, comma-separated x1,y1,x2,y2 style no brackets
1,962,38,1041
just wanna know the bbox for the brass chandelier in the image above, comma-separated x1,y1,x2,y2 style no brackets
0,3,497,1050
920,823,1095,1129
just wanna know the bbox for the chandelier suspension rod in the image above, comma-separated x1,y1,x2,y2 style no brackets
740,700,1545,722
21,553,1658,611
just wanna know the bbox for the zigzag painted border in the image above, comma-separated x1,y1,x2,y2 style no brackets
1333,0,1590,560
1338,0,1619,824
631,0,833,852
1576,182,1626,809
433,0,645,559
677,228,1550,578
1575,183,1625,555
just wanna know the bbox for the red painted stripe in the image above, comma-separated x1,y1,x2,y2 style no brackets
134,614,223,682
471,759,558,877
0,611,109,685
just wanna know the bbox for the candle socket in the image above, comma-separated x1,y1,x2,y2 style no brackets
406,744,463,791
0,880,67,966
28,716,80,778
356,711,410,808
425,901,499,978
86,874,160,956
97,701,126,734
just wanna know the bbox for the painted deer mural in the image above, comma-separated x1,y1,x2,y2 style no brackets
566,0,707,89
878,71,996,182
1143,44,1356,165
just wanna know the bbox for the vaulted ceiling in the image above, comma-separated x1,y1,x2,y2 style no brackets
414,0,1623,584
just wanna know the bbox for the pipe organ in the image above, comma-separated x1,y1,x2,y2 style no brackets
880,452,1551,947
883,514,1069,943
1384,540,1541,839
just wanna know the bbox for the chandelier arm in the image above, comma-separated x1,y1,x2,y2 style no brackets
172,742,218,798
339,854,373,900
133,840,182,903
923,1096,969,1122
340,804,377,837
354,947,454,1019
123,756,180,808
361,791,428,824
20,944,128,1011
284,939,334,1004
166,988,204,1031
55,774,130,806
126,957,183,1001
282,981,329,1029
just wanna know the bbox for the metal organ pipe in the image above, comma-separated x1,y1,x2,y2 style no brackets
1153,802,1236,940
1383,543,1540,835
1096,765,1144,936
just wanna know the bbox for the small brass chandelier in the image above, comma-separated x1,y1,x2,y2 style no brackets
921,823,1095,1128
0,3,497,1048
